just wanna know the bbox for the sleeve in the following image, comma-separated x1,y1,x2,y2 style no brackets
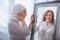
8,21,27,36
34,22,41,33
35,22,42,32
23,25,30,36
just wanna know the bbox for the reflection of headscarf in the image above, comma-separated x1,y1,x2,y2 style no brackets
10,4,26,15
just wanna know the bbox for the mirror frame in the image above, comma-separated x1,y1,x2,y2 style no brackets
30,1,60,40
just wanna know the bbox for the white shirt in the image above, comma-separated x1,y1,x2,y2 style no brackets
34,21,55,40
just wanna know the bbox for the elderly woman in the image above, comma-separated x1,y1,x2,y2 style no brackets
8,4,32,40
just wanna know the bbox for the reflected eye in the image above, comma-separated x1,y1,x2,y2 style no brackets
46,13,52,17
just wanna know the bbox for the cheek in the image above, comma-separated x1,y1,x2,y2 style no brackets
22,13,26,18
50,16,52,20
23,13,26,17
45,15,52,19
45,16,48,19
18,13,21,17
21,12,25,16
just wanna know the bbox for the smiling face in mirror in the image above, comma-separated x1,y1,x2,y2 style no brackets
42,10,54,24
45,12,53,23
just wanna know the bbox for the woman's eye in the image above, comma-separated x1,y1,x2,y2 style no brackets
49,15,51,16
46,15,48,16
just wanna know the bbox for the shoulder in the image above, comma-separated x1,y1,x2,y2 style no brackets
37,21,45,27
8,18,19,24
36,21,44,29
37,21,43,26
8,18,20,28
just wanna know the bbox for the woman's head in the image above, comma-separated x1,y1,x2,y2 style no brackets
42,10,54,24
11,4,27,19
18,9,27,19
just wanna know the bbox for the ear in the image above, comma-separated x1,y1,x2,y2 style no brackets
20,13,23,16
18,13,22,17
20,13,22,16
15,13,18,18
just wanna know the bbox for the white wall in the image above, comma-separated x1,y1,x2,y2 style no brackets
0,0,10,40
0,0,9,27
34,0,47,3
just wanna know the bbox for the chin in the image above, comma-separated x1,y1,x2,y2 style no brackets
46,20,50,22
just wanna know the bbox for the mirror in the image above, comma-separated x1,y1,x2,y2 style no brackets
33,1,60,40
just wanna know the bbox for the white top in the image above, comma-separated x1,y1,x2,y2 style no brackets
34,21,55,40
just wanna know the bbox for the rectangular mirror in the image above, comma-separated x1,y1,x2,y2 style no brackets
33,1,60,40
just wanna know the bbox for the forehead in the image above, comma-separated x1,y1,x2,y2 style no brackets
22,9,26,11
18,9,26,13
46,12,52,15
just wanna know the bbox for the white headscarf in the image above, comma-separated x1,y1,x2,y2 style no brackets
9,4,26,20
10,4,26,16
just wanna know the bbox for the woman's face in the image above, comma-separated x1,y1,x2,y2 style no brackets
18,9,27,19
45,12,52,23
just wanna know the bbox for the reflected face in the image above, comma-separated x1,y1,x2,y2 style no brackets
18,9,27,19
45,12,52,23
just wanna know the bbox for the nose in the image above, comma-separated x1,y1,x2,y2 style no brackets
47,16,50,19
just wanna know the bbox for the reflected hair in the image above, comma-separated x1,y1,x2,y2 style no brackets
42,10,54,24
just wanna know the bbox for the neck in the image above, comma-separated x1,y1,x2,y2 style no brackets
46,21,50,26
